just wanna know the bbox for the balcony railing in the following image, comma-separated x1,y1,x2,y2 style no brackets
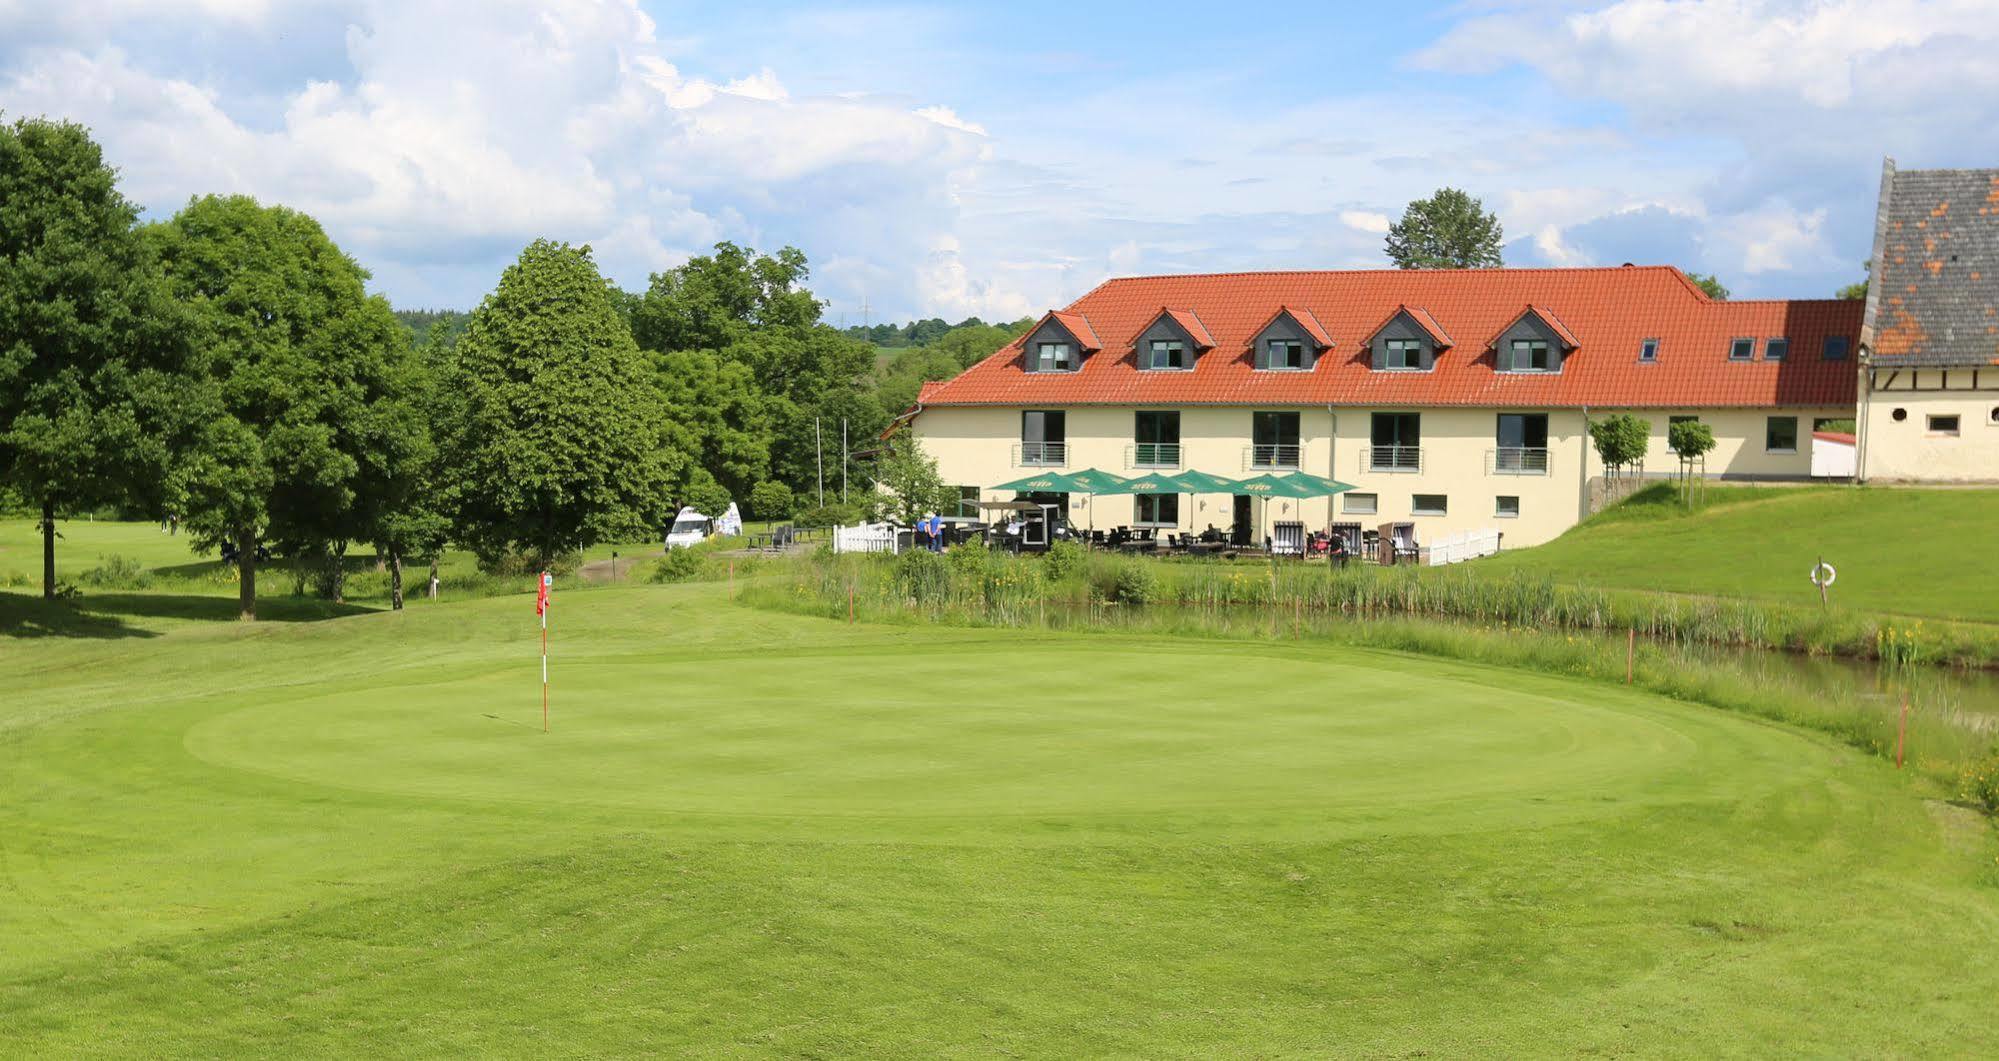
1364,445,1423,473
1245,443,1302,469
1014,441,1067,466
1487,446,1551,475
1128,442,1182,468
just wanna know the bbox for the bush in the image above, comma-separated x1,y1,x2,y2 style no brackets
749,481,794,522
946,540,992,580
1107,561,1159,606
78,554,152,589
650,547,707,583
894,547,950,603
1961,751,1999,814
1042,540,1086,582
793,502,864,528
480,551,581,577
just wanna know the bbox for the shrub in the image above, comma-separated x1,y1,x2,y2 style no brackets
1042,540,1086,581
1108,561,1159,606
650,547,707,583
894,547,951,603
481,551,581,577
946,540,992,580
78,554,152,589
748,481,794,522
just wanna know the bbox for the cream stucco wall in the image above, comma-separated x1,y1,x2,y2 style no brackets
1859,368,1999,482
914,403,1843,549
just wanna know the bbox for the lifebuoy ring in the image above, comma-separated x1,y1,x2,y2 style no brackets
1809,562,1837,588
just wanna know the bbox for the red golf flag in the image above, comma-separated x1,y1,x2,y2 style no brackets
535,571,551,616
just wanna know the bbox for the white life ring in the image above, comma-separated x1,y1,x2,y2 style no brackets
1809,562,1837,588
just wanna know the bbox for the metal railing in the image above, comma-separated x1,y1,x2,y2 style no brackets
1128,442,1182,468
1014,441,1067,466
1244,443,1301,469
1487,447,1551,475
1363,445,1423,473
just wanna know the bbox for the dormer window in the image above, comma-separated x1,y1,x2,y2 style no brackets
1267,338,1306,370
1385,338,1423,370
1639,338,1659,362
1036,342,1074,371
1729,338,1755,361
1147,339,1187,370
1510,339,1556,372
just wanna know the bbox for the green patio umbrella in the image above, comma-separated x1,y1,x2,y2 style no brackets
1165,469,1246,540
1234,473,1357,546
990,468,1129,532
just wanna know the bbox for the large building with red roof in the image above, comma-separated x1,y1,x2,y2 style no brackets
906,264,1862,548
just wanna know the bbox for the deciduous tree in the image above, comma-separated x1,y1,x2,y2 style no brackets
0,117,183,599
1384,188,1504,269
445,240,682,568
1685,272,1730,300
1589,414,1652,479
146,194,418,620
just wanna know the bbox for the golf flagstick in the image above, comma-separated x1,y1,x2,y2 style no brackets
537,570,552,732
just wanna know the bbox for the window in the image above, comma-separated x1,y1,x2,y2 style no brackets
1343,492,1378,515
1266,338,1307,370
1134,493,1179,526
1021,410,1065,464
1670,414,1701,425
1822,336,1850,361
1928,414,1961,436
1134,411,1180,466
955,486,981,519
1729,338,1756,361
1035,342,1074,371
1252,411,1301,467
1508,339,1556,372
1765,416,1798,453
1639,338,1659,362
1385,337,1423,370
1370,412,1421,471
1494,413,1549,473
1147,338,1187,370
1496,495,1521,519
1764,337,1789,361
1412,494,1448,516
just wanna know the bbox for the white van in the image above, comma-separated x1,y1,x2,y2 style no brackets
664,506,714,550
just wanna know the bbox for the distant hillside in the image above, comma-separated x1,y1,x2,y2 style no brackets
395,309,471,350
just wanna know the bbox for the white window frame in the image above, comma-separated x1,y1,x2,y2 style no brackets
1495,495,1521,519
1928,414,1961,436
1764,337,1789,361
1036,342,1074,371
1729,337,1756,361
1342,492,1378,515
1638,338,1660,363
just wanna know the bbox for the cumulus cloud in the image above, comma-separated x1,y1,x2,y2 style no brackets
0,0,999,316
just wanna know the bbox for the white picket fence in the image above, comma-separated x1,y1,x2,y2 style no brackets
833,521,900,555
1423,528,1502,566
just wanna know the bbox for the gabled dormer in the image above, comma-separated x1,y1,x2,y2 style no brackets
1020,310,1101,373
1365,306,1453,371
1131,307,1214,371
1249,306,1333,371
1492,305,1580,374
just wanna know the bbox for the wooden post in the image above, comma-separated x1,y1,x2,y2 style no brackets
848,582,855,624
1896,690,1909,769
1626,627,1635,684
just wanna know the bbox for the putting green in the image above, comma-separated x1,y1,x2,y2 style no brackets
182,641,1818,838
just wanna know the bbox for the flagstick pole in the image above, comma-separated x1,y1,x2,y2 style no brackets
541,604,549,733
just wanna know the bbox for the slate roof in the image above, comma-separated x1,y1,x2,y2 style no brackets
1862,159,1999,366
918,267,1860,409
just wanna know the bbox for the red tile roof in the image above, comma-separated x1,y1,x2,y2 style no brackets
1046,309,1101,351
1157,307,1216,348
1261,305,1332,348
920,267,1861,409
1814,430,1857,445
1399,306,1454,348
1522,305,1582,348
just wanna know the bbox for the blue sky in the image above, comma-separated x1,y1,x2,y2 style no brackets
4,0,1996,322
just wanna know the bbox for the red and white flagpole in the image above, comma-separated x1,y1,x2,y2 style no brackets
537,570,552,732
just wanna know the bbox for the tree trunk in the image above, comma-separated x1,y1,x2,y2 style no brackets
238,527,258,622
40,498,56,601
390,550,404,611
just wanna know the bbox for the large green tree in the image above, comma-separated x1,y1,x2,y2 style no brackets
0,117,183,599
656,348,771,502
446,240,682,568
1384,188,1504,269
1686,272,1731,300
146,194,421,620
628,242,819,354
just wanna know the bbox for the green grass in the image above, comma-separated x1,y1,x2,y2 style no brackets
3,581,1997,1054
1485,483,1999,622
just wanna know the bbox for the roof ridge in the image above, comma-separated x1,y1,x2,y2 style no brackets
1094,264,1694,283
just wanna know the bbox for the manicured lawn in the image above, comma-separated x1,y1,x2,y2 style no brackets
3,582,1995,1054
1483,484,1999,622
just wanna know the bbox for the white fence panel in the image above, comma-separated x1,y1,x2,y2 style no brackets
1423,528,1501,566
833,522,900,555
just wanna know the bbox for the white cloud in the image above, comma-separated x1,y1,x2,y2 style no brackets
1339,210,1390,235
0,0,1005,317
